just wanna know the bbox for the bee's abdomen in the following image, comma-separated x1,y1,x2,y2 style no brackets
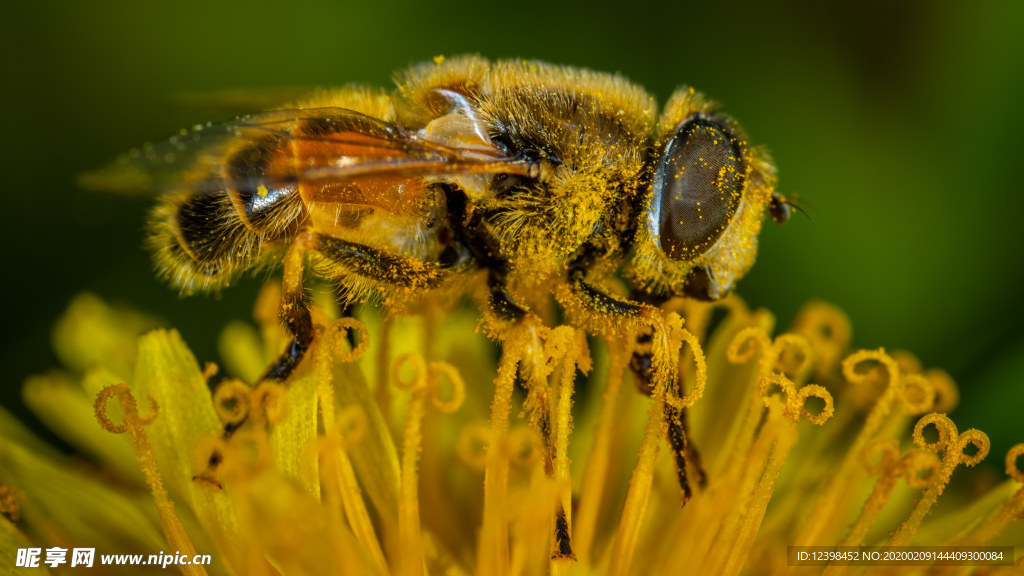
148,136,304,292
226,135,301,230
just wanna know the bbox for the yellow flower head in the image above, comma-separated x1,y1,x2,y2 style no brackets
1,290,1022,575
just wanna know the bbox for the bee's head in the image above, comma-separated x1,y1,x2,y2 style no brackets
626,88,779,302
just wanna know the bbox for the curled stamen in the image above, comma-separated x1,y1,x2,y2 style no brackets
478,323,528,576
862,440,901,476
251,381,288,425
756,373,831,424
672,324,707,408
325,317,370,363
797,384,834,426
427,361,466,413
791,300,851,376
889,414,990,546
840,440,935,549
772,333,814,381
644,312,700,408
508,425,541,469
397,351,434,576
94,389,127,432
456,422,491,471
727,327,773,367
899,450,942,489
842,349,901,390
898,373,937,415
913,413,957,453
94,384,200,568
1006,444,1024,483
794,348,907,547
891,350,923,374
955,429,990,467
393,355,468,574
758,372,797,410
95,383,159,433
335,406,367,449
393,353,428,392
212,380,251,428
925,370,959,413
219,430,274,478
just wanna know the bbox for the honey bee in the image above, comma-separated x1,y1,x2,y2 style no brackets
93,56,788,525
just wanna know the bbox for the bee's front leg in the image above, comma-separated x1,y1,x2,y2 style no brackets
565,269,644,319
563,270,707,505
627,314,708,506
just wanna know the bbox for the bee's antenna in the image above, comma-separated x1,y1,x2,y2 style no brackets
785,199,811,220
770,191,811,224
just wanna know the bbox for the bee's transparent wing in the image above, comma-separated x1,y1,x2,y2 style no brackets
80,118,248,195
81,107,531,196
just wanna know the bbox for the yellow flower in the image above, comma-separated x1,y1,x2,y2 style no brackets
1,290,1022,575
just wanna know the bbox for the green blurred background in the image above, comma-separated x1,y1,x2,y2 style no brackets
2,1,1022,461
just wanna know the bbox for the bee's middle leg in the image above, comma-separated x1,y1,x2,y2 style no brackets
259,235,316,384
198,234,316,484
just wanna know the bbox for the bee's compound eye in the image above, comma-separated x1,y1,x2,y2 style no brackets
654,118,745,260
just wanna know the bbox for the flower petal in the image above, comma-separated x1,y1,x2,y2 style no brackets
270,371,320,498
0,514,53,576
130,329,242,566
0,407,167,557
52,293,158,377
23,369,142,484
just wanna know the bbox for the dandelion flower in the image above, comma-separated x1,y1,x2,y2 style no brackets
1,290,1021,575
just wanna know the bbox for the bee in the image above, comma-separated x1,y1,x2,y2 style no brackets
93,56,787,528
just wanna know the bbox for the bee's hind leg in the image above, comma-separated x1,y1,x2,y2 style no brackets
265,231,455,383
332,284,359,348
313,235,448,289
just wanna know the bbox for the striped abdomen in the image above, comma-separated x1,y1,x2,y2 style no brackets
149,134,305,292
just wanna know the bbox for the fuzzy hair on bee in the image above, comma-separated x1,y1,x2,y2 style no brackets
90,53,787,378
87,56,791,550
